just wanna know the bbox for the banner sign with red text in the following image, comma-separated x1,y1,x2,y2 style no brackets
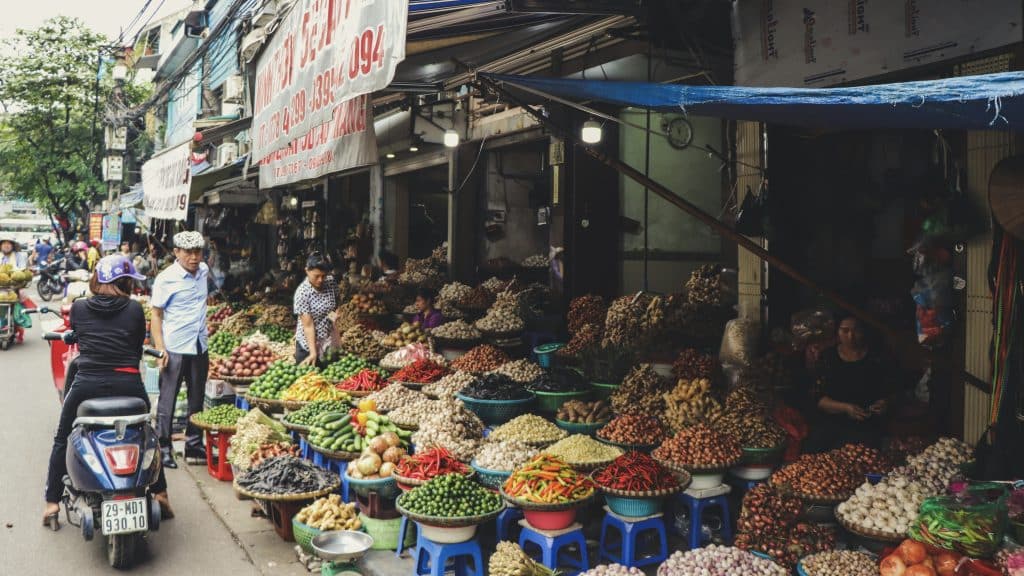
253,0,409,188
142,142,192,221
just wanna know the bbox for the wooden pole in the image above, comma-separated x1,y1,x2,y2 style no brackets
479,76,898,339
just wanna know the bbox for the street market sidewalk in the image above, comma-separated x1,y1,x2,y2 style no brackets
179,456,413,576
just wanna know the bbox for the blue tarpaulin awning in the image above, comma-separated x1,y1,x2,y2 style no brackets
483,72,1024,130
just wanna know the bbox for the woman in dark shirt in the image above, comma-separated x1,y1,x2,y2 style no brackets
814,315,896,449
42,255,172,526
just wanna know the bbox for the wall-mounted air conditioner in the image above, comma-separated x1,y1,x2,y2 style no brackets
218,143,239,167
221,101,243,117
223,75,244,103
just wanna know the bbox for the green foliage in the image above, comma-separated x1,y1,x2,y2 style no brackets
0,17,146,234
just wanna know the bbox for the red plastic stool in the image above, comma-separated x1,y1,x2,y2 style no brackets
204,429,234,481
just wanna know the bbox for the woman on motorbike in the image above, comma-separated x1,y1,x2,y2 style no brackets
65,241,89,272
43,254,172,527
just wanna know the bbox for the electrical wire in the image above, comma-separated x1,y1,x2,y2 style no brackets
117,0,155,45
453,134,489,194
130,0,169,45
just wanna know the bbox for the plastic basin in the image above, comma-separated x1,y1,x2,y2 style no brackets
590,382,620,401
690,472,725,490
605,495,662,518
523,508,577,531
417,523,478,543
533,389,590,413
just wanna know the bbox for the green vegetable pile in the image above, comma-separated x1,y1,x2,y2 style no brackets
308,410,411,453
399,473,503,518
256,323,292,343
249,361,316,399
193,404,247,427
285,400,350,427
209,331,241,356
322,354,384,382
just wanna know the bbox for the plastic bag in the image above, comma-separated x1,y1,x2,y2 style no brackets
790,308,835,350
909,484,1008,557
719,319,759,368
916,305,952,345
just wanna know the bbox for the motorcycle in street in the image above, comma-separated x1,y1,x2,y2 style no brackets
35,257,67,302
42,329,165,569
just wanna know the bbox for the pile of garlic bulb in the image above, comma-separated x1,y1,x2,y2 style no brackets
836,476,927,537
887,437,972,495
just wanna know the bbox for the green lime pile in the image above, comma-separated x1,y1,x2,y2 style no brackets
249,361,316,399
256,324,292,343
322,354,377,381
285,400,350,427
209,331,241,356
193,404,247,427
399,473,503,518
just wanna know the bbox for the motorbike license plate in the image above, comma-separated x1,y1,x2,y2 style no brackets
101,498,148,535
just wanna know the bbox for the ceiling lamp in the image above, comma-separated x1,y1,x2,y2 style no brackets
581,119,602,144
386,152,396,159
443,129,460,148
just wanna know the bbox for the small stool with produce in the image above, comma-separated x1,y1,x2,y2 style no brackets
233,456,341,542
190,404,248,481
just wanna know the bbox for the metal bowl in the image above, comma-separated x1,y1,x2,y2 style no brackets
310,531,374,563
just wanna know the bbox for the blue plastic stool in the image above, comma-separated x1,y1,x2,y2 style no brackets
234,396,250,410
675,487,733,549
288,429,301,444
518,521,589,575
396,515,417,558
298,437,313,461
599,509,668,568
496,507,524,543
311,450,326,468
413,533,484,576
322,457,350,502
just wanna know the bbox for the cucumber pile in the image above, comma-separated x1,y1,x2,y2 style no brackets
308,410,411,453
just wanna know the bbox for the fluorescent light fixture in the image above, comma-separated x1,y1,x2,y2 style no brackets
386,152,396,159
581,119,602,144
444,129,460,148
409,144,420,152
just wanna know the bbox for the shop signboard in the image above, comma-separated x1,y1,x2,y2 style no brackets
101,213,121,250
88,213,103,244
252,0,409,188
141,142,192,221
733,0,1022,87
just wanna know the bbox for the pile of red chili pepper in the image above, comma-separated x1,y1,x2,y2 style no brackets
389,359,450,384
593,452,679,492
502,454,595,504
394,447,470,480
337,369,388,392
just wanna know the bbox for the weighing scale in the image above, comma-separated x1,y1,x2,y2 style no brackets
311,531,374,576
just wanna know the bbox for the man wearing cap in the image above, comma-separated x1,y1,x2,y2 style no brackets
151,231,210,467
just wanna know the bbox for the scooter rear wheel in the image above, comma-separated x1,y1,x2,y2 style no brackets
38,282,54,302
107,533,140,569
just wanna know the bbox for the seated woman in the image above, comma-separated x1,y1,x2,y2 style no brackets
812,315,897,450
412,288,444,329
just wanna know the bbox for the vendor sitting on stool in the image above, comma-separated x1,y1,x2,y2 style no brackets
412,287,443,329
812,315,896,450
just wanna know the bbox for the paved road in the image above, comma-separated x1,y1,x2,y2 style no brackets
0,304,260,575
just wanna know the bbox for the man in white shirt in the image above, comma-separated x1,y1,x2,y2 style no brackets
150,231,210,468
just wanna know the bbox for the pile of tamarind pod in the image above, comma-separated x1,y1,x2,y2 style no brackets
661,378,723,433
672,348,715,381
610,364,669,416
567,295,606,335
715,410,787,448
556,399,611,424
724,386,768,416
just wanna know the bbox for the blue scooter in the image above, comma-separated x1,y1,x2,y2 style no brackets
43,330,164,569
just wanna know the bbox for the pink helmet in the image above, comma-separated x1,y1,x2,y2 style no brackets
72,241,87,253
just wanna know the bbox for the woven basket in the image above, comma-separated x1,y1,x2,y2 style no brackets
394,469,474,490
595,470,692,498
455,393,535,426
189,414,238,434
291,519,324,555
308,443,360,461
232,478,341,502
565,457,620,474
221,375,257,385
837,516,904,543
396,495,504,528
740,444,786,466
499,489,595,512
244,394,286,413
470,460,512,490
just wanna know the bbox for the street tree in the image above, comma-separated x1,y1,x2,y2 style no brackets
0,16,146,241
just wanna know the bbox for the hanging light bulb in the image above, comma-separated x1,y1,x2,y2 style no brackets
386,151,396,159
581,119,602,144
443,129,460,148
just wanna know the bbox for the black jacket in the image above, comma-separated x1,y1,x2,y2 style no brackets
66,254,87,271
70,296,146,374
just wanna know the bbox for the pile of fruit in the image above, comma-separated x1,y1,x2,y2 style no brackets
652,423,742,470
281,372,350,403
734,483,837,569
210,343,277,380
339,325,389,362
559,323,602,360
254,323,292,343
672,348,716,381
209,331,241,357
349,293,387,316
0,264,32,288
597,415,667,446
556,399,611,424
610,364,670,416
567,295,607,335
661,378,723,432
450,344,509,373
381,322,429,349
207,304,234,335
880,539,963,576
295,495,361,531
770,448,868,502
283,400,349,428
503,454,595,504
192,404,247,428
321,354,378,382
337,368,389,392
349,434,408,479
389,359,449,384
395,446,471,482
307,399,410,453
594,452,681,492
399,473,503,518
248,361,316,399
